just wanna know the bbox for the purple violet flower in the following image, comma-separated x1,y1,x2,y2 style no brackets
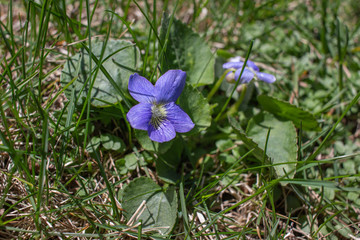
126,70,195,143
223,57,276,84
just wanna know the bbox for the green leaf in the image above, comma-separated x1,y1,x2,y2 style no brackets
215,139,234,152
115,158,128,175
156,137,183,184
60,39,140,107
179,84,211,134
219,153,237,166
122,177,178,235
124,153,138,171
228,116,265,161
85,136,101,153
166,19,214,86
257,95,321,131
135,130,173,154
100,133,125,152
246,112,297,179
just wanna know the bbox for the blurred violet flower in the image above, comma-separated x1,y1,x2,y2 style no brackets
126,70,195,143
223,57,276,84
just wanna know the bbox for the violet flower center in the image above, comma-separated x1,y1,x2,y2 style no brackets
150,103,167,129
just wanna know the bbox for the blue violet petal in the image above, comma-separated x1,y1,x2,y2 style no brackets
165,102,195,133
128,73,156,103
155,70,186,103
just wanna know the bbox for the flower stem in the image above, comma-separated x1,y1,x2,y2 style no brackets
214,40,254,122
207,69,232,102
226,85,247,116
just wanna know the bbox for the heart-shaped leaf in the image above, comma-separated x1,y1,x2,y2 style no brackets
163,17,215,86
228,116,265,161
122,177,177,235
179,84,211,134
60,39,140,107
135,130,173,154
246,112,297,180
156,137,183,184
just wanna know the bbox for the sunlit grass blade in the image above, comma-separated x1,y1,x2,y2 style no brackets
306,91,360,162
180,166,190,239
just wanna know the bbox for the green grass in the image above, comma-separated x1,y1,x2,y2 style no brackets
1,0,360,239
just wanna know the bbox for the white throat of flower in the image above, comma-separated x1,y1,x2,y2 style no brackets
150,103,167,129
